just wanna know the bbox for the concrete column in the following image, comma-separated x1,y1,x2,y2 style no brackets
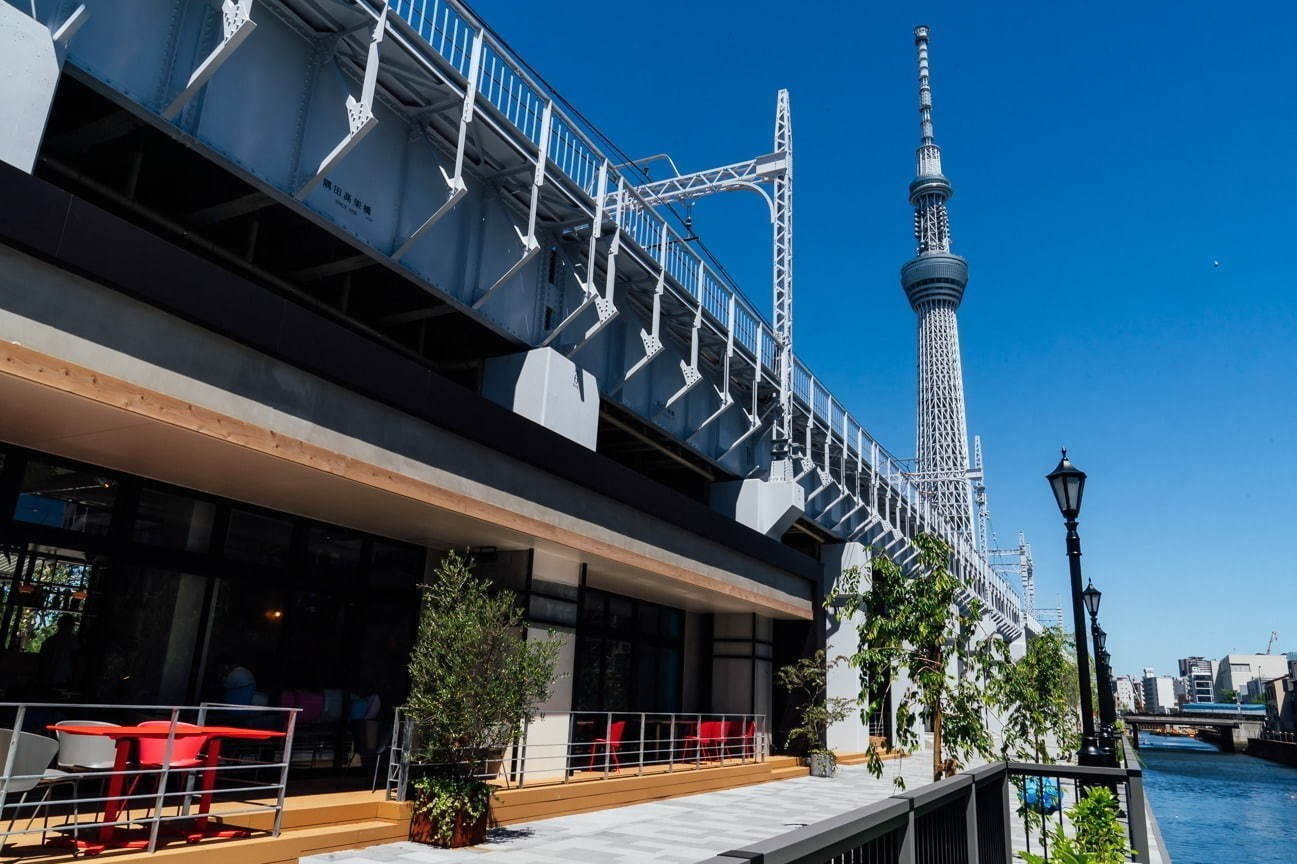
823,542,870,753
518,549,580,781
0,5,60,174
483,347,600,450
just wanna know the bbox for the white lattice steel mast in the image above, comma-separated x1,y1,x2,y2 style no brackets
901,26,973,537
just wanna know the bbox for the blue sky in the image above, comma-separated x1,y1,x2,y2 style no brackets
469,0,1297,675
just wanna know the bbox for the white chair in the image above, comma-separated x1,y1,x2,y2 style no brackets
52,721,120,842
0,729,71,845
54,721,118,770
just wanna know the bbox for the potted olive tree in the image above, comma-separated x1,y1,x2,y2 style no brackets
777,649,853,778
404,551,561,847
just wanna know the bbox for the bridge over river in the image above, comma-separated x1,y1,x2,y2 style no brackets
1124,712,1264,752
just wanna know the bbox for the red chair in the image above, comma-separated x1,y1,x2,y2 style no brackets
587,720,626,770
136,722,208,769
730,720,757,759
681,720,723,762
127,722,210,822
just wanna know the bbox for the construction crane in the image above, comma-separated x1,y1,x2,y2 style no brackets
615,91,794,475
1264,631,1279,654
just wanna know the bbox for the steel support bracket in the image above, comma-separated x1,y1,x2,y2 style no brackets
50,3,88,49
660,304,703,413
393,28,483,259
295,3,387,200
163,0,255,120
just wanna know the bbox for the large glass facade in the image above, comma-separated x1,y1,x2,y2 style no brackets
0,445,426,717
573,588,684,713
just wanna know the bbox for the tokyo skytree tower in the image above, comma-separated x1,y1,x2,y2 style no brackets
900,26,973,537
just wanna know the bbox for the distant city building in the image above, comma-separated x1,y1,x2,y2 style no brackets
1261,675,1294,732
1215,654,1289,702
1142,672,1177,714
1177,656,1216,703
1113,676,1139,713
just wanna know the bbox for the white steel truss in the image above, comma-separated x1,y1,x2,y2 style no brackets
614,91,794,474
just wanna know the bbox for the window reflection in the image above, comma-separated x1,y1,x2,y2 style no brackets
225,509,294,567
14,461,116,535
133,488,216,552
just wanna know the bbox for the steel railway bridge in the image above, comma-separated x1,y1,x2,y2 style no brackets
9,0,1032,639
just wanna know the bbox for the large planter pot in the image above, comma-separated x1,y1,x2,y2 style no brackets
409,805,489,848
807,751,837,778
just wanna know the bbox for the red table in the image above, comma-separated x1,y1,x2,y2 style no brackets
46,724,285,854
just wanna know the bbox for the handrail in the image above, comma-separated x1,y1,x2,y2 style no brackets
0,701,299,854
695,761,1152,864
385,709,768,798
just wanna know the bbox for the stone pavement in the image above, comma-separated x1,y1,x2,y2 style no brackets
305,752,1167,864
305,754,941,864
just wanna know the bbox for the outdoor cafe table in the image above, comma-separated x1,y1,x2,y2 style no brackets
45,724,285,854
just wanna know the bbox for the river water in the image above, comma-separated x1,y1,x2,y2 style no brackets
1137,732,1297,863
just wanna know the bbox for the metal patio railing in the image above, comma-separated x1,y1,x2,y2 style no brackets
692,761,1151,864
0,702,298,854
385,709,767,800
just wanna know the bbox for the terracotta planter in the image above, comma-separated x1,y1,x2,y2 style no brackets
409,804,489,848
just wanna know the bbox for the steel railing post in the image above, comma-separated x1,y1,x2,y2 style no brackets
1126,769,1150,863
147,708,181,853
518,716,528,788
668,713,675,773
696,714,702,768
999,767,1013,864
898,799,916,864
0,704,27,839
963,782,979,864
272,708,297,837
638,713,645,776
603,713,611,779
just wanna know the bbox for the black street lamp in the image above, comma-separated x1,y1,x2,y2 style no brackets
1046,450,1106,766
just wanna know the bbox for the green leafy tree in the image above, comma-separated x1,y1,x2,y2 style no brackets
992,626,1080,763
777,649,854,768
828,533,1008,785
405,551,562,844
1018,786,1130,864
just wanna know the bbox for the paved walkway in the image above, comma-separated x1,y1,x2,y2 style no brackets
306,754,941,864
306,752,1168,864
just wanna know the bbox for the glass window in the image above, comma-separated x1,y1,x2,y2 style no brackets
0,545,106,698
306,525,363,581
369,541,425,589
85,567,207,703
14,461,116,535
224,509,294,567
527,579,578,628
133,488,216,551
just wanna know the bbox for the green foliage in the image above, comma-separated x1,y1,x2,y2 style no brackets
405,550,562,773
1220,689,1238,704
410,775,491,846
777,649,853,760
827,533,1009,786
1017,787,1131,864
992,626,1080,763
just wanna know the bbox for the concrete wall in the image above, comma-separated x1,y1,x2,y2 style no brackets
0,245,812,619
822,542,869,753
0,4,59,173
